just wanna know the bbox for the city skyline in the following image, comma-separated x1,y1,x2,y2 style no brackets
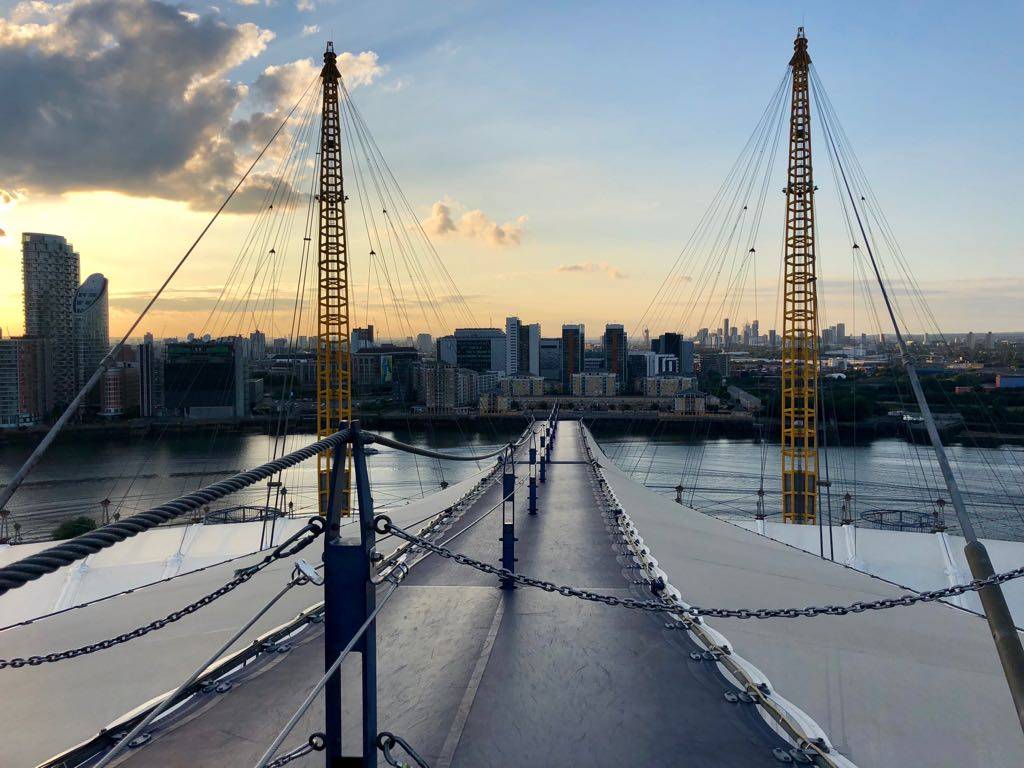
2,2,1023,337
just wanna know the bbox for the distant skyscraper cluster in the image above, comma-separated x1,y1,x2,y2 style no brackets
6,235,1005,429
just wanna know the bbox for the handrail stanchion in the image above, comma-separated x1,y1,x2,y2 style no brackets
539,434,547,484
500,448,517,589
528,435,538,515
323,421,378,766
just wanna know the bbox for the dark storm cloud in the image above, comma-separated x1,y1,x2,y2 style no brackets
0,0,275,209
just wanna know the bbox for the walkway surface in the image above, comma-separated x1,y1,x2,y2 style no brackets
113,419,789,767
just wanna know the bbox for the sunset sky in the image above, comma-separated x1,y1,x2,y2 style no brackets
1,0,1021,340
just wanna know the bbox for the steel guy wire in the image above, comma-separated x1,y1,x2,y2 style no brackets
253,569,407,768
0,518,325,671
265,734,327,767
92,526,325,768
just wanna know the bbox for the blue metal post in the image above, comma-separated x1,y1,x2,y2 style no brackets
323,422,377,767
528,442,538,515
539,435,547,484
500,452,517,589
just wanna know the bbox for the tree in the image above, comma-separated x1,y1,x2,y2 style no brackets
52,516,98,540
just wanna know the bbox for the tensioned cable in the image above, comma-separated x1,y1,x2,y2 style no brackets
254,580,400,768
366,428,531,462
93,560,319,768
811,72,952,522
0,74,321,514
256,423,544,767
18,83,323,534
340,84,459,335
633,67,790,338
340,81,477,329
811,65,1024,529
814,73,981,542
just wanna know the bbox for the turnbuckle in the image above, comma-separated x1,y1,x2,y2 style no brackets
272,516,327,559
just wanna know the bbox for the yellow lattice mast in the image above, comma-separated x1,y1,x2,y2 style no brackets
317,42,352,518
781,28,819,524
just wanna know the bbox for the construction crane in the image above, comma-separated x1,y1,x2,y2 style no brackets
316,42,352,519
781,27,819,524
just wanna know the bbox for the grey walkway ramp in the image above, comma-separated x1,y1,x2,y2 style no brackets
107,420,789,767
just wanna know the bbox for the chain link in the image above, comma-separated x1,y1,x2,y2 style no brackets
0,518,325,670
266,733,326,767
377,515,1024,620
376,731,430,768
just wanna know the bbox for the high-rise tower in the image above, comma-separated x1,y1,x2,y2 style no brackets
73,273,109,399
602,324,627,389
561,324,584,390
780,28,819,524
22,233,80,412
316,42,352,518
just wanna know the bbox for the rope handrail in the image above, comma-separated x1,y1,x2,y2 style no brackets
0,429,352,596
366,433,512,462
365,417,541,462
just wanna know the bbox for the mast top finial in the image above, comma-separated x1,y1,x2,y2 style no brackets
791,27,810,67
322,41,339,77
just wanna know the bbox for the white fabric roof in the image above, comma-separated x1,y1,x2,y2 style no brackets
0,463,494,629
723,518,1024,625
585,426,1024,768
0,463,495,767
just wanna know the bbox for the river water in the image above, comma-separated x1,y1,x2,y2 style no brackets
599,432,1024,542
3,427,1024,543
0,426,520,542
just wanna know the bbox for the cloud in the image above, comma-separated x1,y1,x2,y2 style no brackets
555,261,629,279
0,187,22,241
0,0,383,212
421,200,527,247
250,52,383,108
295,0,313,10
301,24,318,37
337,51,386,88
0,188,25,206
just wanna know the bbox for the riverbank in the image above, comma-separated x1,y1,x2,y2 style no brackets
3,410,1023,447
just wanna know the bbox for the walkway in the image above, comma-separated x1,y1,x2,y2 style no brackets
116,420,788,766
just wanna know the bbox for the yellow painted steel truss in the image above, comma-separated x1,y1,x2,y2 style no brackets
317,43,352,519
781,28,819,524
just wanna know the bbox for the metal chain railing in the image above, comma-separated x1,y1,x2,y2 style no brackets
376,731,430,768
0,518,325,669
375,515,1024,620
266,733,326,767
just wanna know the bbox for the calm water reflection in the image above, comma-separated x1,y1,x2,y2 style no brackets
0,425,521,541
4,425,1024,543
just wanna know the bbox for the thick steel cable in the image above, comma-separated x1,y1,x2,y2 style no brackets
366,434,511,462
366,422,536,463
0,429,351,595
0,76,320,515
